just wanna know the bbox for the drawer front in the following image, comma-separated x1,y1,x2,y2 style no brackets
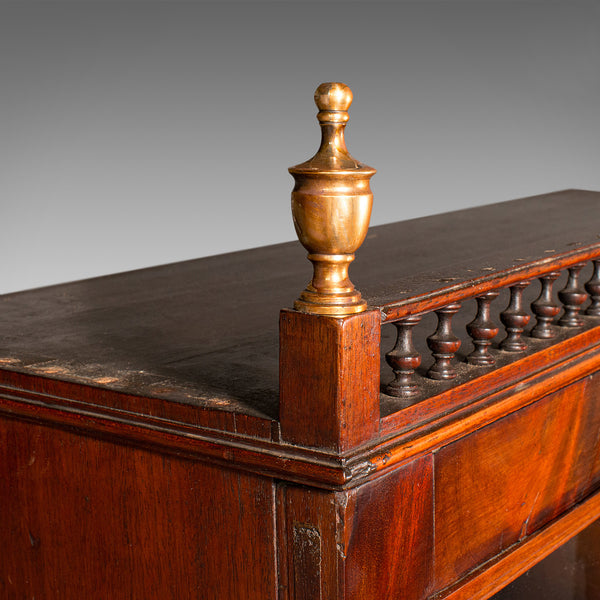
434,371,600,590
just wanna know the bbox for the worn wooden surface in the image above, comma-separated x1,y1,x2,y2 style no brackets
0,417,277,599
1,189,600,599
277,484,342,600
0,189,598,423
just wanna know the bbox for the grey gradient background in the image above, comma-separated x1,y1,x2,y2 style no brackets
2,0,599,294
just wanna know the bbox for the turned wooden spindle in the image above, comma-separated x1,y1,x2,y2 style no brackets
386,316,422,398
558,263,587,327
500,281,531,352
427,303,461,380
585,259,600,316
289,82,376,316
530,272,561,339
466,291,499,366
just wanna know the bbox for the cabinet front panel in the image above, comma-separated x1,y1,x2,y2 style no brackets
0,418,277,599
345,455,434,600
434,372,600,590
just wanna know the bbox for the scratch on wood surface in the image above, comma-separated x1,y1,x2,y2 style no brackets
335,492,348,561
293,524,322,600
520,491,541,539
28,531,40,548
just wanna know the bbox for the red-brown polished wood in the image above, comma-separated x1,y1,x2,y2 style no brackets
434,374,600,590
0,418,277,599
343,457,434,600
279,309,380,452
1,189,600,599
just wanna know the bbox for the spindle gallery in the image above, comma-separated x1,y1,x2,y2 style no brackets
2,83,600,599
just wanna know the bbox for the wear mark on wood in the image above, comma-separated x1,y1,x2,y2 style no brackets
0,357,20,364
520,491,540,539
293,523,322,600
28,531,40,548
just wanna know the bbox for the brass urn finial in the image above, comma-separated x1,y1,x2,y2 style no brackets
289,82,376,316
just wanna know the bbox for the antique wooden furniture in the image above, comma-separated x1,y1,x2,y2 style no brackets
2,83,600,599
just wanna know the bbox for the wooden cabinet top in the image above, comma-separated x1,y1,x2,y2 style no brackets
0,189,598,434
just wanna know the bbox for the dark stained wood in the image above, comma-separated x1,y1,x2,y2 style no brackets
437,492,600,600
385,316,422,398
530,271,561,338
426,303,461,380
489,516,600,600
499,281,531,352
279,456,433,600
379,317,600,438
279,309,380,452
292,525,323,600
0,417,277,599
0,383,350,488
369,190,600,321
586,259,600,316
558,262,588,327
1,189,600,599
466,291,499,365
0,190,598,424
277,484,343,600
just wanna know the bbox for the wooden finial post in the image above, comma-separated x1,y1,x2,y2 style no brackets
289,82,376,316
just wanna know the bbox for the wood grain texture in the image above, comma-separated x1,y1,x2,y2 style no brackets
279,456,433,600
379,326,600,446
1,189,600,599
343,456,434,600
3,318,599,490
278,484,343,600
0,417,277,599
438,490,600,600
434,373,600,590
0,190,598,422
0,383,353,489
279,309,380,451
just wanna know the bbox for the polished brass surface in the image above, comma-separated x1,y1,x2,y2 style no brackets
289,82,376,316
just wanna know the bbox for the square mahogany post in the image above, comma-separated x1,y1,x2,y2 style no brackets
279,308,381,452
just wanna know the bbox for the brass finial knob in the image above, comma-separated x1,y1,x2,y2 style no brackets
289,82,376,316
314,82,353,120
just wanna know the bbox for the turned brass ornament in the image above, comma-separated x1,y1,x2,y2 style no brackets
289,82,376,316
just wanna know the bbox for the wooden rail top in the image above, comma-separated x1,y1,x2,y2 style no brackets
0,188,599,429
363,189,600,321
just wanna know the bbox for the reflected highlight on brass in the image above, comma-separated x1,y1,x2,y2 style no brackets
289,82,376,316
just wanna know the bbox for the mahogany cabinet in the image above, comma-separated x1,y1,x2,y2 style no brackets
2,84,600,599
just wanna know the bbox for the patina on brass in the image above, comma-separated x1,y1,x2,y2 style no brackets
289,82,376,316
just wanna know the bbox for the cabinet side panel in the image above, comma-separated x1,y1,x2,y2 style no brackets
344,455,434,600
434,373,600,591
0,418,277,599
